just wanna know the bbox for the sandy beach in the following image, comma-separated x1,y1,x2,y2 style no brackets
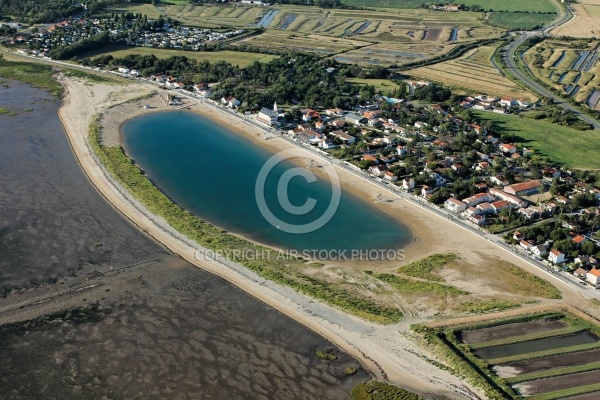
56,75,599,399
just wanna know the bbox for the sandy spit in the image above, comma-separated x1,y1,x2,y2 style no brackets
56,75,495,399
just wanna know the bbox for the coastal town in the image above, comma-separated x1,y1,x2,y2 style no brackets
6,12,247,58
4,0,600,400
125,66,600,286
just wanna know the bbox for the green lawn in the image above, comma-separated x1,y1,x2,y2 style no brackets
104,4,162,19
347,78,400,93
341,0,557,12
486,12,556,30
473,110,600,170
78,45,278,67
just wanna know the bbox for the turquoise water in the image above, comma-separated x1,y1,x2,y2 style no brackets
122,111,412,254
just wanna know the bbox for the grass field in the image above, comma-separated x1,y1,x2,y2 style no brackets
340,0,557,12
161,4,265,29
336,42,451,66
486,11,556,30
77,45,278,67
407,45,536,100
104,4,162,19
472,110,600,169
235,32,371,55
347,78,400,93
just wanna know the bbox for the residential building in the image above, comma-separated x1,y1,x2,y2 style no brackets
331,130,355,144
548,249,566,264
221,96,240,108
402,178,415,191
586,268,600,286
258,107,279,126
383,171,398,182
444,198,467,213
344,113,366,125
462,192,494,207
489,188,527,208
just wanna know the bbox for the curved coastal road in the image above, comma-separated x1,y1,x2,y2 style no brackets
502,4,600,130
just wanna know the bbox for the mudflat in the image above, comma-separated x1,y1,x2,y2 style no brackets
0,80,366,399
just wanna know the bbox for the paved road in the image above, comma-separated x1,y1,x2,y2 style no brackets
502,4,600,130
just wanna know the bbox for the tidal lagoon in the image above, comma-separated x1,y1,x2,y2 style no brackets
122,111,412,254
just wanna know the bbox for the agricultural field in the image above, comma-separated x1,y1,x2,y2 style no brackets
472,110,600,170
336,42,451,66
105,3,162,19
346,78,400,93
486,11,556,30
551,0,600,38
407,45,536,100
523,38,600,108
340,0,558,13
154,4,502,66
235,33,371,55
76,45,278,67
427,312,600,399
160,4,266,29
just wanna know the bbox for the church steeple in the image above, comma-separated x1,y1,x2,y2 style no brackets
273,101,278,112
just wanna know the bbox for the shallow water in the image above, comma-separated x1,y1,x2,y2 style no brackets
0,80,368,399
122,111,412,254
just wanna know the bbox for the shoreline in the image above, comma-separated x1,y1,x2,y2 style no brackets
57,77,483,399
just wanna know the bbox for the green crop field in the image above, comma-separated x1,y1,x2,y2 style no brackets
347,78,400,93
341,0,557,13
486,11,556,30
104,4,162,19
77,45,277,67
472,111,600,169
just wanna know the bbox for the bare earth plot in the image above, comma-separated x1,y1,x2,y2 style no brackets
407,45,536,100
235,33,371,55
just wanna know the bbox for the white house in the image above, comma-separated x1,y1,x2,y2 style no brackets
331,130,355,144
402,178,415,191
444,198,467,213
396,145,408,156
520,240,533,251
318,137,336,150
586,268,600,286
117,67,130,74
548,249,566,264
221,96,240,108
383,171,398,182
531,244,548,257
368,164,388,177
